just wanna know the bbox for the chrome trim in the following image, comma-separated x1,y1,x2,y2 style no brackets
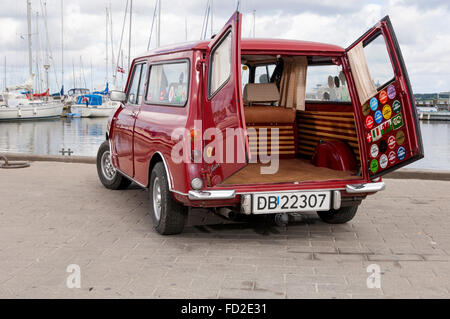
332,190,341,210
346,182,385,194
154,151,174,191
236,188,345,195
188,190,236,200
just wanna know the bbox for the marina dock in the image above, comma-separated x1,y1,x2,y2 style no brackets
0,160,449,298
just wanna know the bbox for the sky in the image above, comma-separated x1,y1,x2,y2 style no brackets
0,0,449,94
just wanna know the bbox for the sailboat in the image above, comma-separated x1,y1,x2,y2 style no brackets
0,0,63,121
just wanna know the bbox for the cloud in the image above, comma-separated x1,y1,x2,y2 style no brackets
0,0,448,93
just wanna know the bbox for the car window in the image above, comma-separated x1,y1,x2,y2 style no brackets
146,61,189,106
363,34,395,89
137,64,147,104
127,64,143,104
255,64,275,83
305,65,351,102
209,31,232,97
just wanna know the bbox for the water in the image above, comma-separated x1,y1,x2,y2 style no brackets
0,118,448,171
0,118,107,157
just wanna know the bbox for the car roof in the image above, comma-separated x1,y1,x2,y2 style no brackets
137,38,345,58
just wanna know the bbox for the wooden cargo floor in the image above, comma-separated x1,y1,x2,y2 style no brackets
221,158,359,185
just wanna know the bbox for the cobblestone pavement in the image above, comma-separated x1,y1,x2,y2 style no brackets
0,162,449,299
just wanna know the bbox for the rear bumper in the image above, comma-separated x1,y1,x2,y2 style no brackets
188,190,236,200
345,182,385,193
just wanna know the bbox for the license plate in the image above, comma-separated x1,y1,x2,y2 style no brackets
252,191,331,214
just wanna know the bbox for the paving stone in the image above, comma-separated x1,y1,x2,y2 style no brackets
0,162,449,298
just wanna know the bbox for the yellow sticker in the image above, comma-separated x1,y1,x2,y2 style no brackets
242,65,248,71
383,104,392,120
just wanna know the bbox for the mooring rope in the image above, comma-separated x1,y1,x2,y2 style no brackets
0,155,30,169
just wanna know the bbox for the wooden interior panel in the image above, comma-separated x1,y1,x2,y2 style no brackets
246,123,297,158
222,158,359,185
297,107,361,162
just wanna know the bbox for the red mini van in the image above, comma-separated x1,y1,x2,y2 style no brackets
97,12,423,235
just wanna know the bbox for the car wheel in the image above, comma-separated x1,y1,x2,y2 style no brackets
96,140,131,190
317,205,358,224
149,162,188,235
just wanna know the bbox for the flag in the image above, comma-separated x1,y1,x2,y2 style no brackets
117,66,125,74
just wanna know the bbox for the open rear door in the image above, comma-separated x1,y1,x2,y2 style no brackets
346,16,424,179
202,11,249,186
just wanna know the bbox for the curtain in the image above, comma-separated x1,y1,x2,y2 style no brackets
347,42,377,105
279,56,307,110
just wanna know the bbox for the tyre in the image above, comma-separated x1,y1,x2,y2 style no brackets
149,162,188,235
317,205,358,224
96,140,131,190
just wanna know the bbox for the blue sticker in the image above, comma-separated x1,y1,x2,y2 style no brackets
397,146,406,161
374,110,383,124
370,97,379,111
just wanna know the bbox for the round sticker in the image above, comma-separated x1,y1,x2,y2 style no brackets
382,105,392,120
379,154,388,169
370,144,379,158
366,132,373,143
397,146,406,161
370,97,379,111
388,136,396,149
393,100,401,113
374,110,383,124
387,84,396,99
379,140,388,154
396,130,405,145
388,151,396,165
365,116,374,129
370,159,379,174
379,90,388,104
362,103,371,116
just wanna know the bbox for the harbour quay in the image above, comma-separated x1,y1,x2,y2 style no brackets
0,160,449,299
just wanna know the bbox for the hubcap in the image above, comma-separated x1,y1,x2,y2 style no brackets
153,177,162,221
101,150,116,181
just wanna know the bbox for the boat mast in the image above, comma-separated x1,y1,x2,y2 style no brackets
113,0,129,85
35,11,41,93
210,0,213,37
109,1,115,80
26,0,33,83
128,0,132,72
157,0,161,48
3,56,6,91
105,6,109,84
61,0,64,94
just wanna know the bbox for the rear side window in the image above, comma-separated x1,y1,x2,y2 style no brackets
127,63,147,105
146,61,189,106
255,64,275,83
306,65,351,102
209,31,232,97
363,34,395,89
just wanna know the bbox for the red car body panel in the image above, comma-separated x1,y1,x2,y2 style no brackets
107,13,423,208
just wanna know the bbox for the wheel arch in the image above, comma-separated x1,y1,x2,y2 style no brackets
148,151,174,190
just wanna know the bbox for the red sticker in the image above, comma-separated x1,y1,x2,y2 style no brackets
366,132,373,143
388,135,396,149
365,116,374,129
388,151,396,164
379,90,388,104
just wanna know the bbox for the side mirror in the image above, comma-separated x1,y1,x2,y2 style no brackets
110,90,127,103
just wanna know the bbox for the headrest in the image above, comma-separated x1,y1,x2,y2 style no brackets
243,83,280,104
